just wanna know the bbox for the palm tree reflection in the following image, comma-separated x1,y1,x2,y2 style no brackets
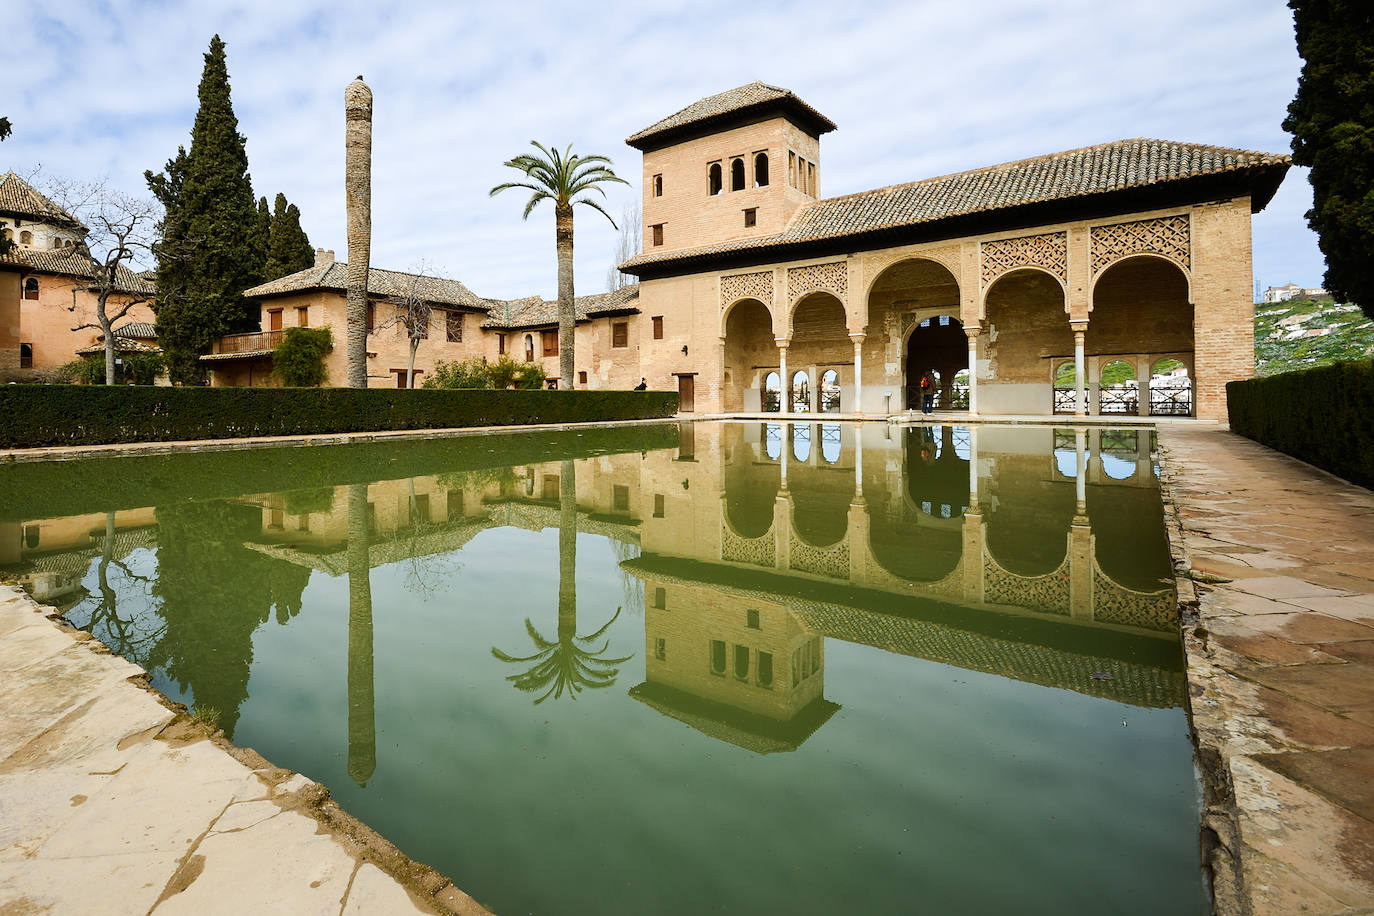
492,460,631,703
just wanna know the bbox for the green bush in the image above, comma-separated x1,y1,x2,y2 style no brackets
1227,359,1374,488
58,352,165,386
423,354,547,391
0,386,680,449
273,327,333,387
424,357,491,389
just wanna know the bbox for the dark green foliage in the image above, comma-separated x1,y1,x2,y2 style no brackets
1227,360,1374,488
253,196,271,273
272,327,332,387
145,35,262,382
0,424,679,522
1283,1,1374,319
149,499,310,737
423,354,547,390
0,116,10,140
59,352,165,386
0,386,679,449
264,193,313,280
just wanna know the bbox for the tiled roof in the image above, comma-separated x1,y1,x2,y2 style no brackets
199,349,275,362
245,261,488,309
480,284,640,330
0,172,82,225
0,246,156,295
114,323,158,339
626,82,836,149
621,138,1291,271
75,337,161,356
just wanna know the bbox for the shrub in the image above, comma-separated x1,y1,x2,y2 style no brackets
424,357,491,390
57,352,165,386
424,354,547,391
0,386,680,449
273,327,333,387
1227,359,1374,488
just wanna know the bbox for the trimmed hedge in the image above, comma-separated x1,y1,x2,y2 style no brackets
1227,360,1374,489
0,386,679,449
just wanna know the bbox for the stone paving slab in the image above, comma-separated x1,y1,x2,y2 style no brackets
0,587,491,916
1158,427,1374,915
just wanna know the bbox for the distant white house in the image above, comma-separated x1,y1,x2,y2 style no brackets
1262,283,1329,303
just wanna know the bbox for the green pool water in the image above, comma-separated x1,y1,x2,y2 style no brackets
1,421,1205,915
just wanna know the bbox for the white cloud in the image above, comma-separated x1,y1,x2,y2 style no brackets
4,0,1323,297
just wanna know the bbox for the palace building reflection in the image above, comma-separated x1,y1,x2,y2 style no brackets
3,421,1184,764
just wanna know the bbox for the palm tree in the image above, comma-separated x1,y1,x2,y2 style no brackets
492,460,631,702
491,143,628,389
344,76,372,388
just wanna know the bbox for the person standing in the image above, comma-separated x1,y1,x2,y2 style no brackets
919,372,934,415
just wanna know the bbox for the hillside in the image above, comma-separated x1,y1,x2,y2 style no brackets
1254,298,1374,376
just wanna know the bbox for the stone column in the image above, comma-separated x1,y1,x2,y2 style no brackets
853,426,864,497
968,426,980,506
965,327,981,415
344,76,373,389
777,339,789,413
1137,356,1152,417
850,332,865,415
1075,429,1088,513
1071,320,1088,417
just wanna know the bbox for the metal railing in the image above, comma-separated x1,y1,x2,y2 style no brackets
1150,385,1193,416
1098,384,1139,414
1052,387,1077,414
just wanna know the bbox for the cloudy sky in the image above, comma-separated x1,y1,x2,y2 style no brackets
6,0,1318,299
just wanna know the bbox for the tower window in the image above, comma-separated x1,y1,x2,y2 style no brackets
652,174,663,197
754,152,769,187
19,343,33,368
579,370,588,385
651,224,664,247
23,278,38,300
788,151,796,187
708,162,723,196
652,316,664,339
743,208,756,228
808,161,816,196
730,158,745,192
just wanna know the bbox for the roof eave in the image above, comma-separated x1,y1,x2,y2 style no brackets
626,98,837,153
624,163,1293,280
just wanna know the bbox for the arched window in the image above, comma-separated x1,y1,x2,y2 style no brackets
820,369,840,412
763,370,782,412
730,158,745,192
19,230,32,246
64,239,74,248
1098,360,1138,414
1052,361,1076,414
1150,358,1193,417
791,370,811,413
764,422,783,459
23,278,38,300
792,423,811,461
524,334,535,362
708,163,723,196
754,152,769,187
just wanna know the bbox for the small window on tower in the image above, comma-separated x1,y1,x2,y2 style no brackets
652,316,664,339
730,158,745,192
743,208,757,228
652,174,663,197
708,162,723,196
578,370,588,385
754,152,769,187
651,224,664,247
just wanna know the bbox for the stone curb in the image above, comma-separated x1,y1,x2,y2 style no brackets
0,584,492,915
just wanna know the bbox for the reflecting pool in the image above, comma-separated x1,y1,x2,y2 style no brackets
0,421,1204,915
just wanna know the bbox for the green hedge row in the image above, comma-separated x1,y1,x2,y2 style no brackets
0,386,680,449
1227,360,1374,489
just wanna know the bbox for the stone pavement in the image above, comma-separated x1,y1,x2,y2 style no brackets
1158,427,1374,915
0,587,490,916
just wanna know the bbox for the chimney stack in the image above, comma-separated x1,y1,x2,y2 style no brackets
314,247,336,267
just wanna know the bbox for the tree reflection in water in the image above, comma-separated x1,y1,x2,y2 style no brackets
346,483,376,786
492,460,631,703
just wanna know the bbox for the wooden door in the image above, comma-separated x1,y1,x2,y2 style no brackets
678,375,694,413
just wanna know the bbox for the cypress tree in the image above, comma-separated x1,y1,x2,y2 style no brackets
147,147,201,383
264,193,314,281
145,35,262,383
254,196,272,276
1283,0,1374,318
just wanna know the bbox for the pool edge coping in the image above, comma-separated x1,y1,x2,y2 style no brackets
0,583,492,916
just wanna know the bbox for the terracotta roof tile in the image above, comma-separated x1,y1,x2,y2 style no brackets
0,246,156,295
0,172,81,225
114,322,158,339
245,261,489,309
481,285,641,330
627,82,835,148
76,337,161,355
621,138,1291,271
